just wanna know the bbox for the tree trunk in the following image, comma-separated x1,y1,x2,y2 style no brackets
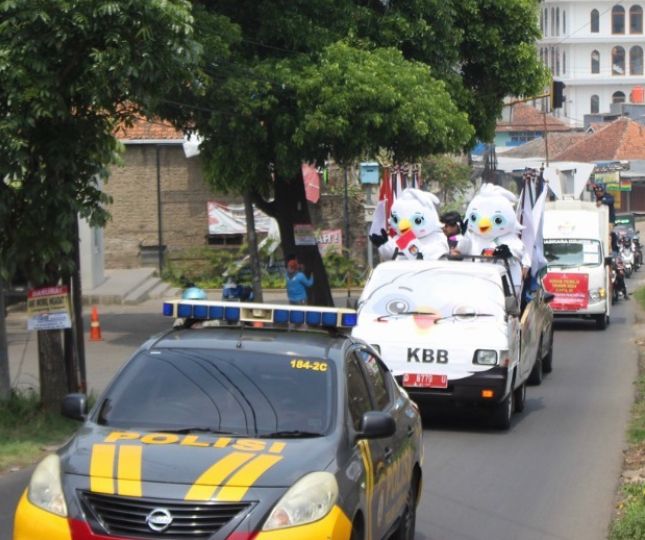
38,330,68,411
244,190,264,303
0,279,10,401
273,173,334,307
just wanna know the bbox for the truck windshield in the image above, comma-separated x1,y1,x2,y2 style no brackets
544,239,602,267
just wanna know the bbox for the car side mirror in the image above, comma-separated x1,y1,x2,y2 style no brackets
62,393,87,421
357,411,396,439
543,292,556,304
605,256,613,266
505,296,520,316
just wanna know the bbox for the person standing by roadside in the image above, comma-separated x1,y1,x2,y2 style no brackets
286,257,314,305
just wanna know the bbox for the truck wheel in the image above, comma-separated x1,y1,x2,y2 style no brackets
594,314,608,330
527,346,544,385
490,393,513,430
513,382,526,413
542,334,554,374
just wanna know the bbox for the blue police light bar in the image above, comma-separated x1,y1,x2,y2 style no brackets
162,300,357,329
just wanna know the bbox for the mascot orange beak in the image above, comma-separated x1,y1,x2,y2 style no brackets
398,218,412,234
478,216,492,234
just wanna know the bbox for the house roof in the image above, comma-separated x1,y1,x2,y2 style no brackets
502,132,588,159
114,117,183,141
553,117,645,162
496,103,571,133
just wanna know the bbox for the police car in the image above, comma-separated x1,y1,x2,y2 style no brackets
14,301,423,540
351,259,554,429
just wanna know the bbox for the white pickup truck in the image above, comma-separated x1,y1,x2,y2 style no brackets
352,259,554,429
542,200,611,329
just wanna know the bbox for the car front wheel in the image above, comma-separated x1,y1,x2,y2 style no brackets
392,471,419,540
490,392,513,430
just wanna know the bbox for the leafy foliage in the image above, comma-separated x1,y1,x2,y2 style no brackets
0,0,199,283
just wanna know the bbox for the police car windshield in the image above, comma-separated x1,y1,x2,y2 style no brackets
545,239,601,267
359,268,505,321
94,349,334,437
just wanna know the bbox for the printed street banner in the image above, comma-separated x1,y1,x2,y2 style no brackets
542,272,589,311
27,286,72,331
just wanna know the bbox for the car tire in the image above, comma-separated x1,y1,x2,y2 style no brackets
594,314,608,330
513,382,526,413
527,346,544,386
350,516,364,540
542,333,554,374
392,471,419,540
490,392,513,430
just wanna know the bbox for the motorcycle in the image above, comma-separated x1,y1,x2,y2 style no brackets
632,236,643,271
620,241,634,278
612,255,628,304
222,277,255,301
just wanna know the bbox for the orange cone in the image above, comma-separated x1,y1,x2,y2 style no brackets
90,306,103,341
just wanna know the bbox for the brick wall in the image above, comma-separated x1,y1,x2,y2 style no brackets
104,144,225,268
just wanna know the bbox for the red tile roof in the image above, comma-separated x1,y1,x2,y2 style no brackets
553,118,645,162
503,132,588,159
497,103,571,133
114,117,183,140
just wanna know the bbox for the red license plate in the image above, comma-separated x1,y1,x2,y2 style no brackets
402,373,448,389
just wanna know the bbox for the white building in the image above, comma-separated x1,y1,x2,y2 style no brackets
538,1,645,126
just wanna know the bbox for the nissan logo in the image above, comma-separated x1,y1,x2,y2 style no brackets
146,508,173,533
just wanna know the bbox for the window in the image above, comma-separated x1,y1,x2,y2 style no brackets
551,47,556,74
563,10,567,34
631,46,644,74
613,5,626,34
544,8,548,36
591,9,600,32
613,90,627,103
556,47,561,75
346,356,372,431
631,5,643,33
591,94,600,113
613,46,626,75
563,51,567,74
551,7,556,36
356,350,390,410
592,50,600,73
556,7,560,35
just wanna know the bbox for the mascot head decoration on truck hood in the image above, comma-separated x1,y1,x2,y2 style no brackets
389,188,443,239
465,183,522,241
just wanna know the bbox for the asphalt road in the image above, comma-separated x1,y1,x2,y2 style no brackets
0,299,638,540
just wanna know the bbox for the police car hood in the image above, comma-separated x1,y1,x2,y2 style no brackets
61,425,336,489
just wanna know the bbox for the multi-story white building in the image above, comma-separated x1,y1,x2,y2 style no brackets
538,1,645,126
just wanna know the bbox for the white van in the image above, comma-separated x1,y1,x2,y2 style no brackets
542,200,611,329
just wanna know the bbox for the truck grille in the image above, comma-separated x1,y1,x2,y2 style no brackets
79,491,251,539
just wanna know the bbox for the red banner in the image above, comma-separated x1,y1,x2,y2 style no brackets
543,272,589,311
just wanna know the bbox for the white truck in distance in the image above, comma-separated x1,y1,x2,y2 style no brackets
542,199,611,329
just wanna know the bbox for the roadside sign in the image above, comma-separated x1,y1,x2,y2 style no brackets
27,285,72,331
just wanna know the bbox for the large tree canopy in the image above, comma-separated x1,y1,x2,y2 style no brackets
161,0,546,304
0,0,199,405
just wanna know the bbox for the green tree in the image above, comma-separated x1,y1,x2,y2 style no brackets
0,0,199,407
166,0,545,304
422,155,473,209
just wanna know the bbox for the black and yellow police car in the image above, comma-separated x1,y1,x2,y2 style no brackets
14,301,423,540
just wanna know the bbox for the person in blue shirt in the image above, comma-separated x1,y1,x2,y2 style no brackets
286,258,314,305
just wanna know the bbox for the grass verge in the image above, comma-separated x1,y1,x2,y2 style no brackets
0,390,79,473
609,287,645,539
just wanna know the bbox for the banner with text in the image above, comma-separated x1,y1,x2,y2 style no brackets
542,272,589,311
27,286,72,331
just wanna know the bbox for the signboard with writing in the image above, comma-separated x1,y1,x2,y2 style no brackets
294,224,317,246
316,229,343,256
542,272,590,311
27,286,72,331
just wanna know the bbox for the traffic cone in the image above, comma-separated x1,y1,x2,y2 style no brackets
90,306,103,341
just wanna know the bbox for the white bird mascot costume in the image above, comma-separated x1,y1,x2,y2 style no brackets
456,183,530,295
369,188,448,261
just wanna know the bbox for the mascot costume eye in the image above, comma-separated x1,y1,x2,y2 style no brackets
456,183,530,295
369,188,448,261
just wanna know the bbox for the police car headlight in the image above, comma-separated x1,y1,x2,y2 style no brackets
28,454,67,517
262,472,338,530
473,349,497,366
